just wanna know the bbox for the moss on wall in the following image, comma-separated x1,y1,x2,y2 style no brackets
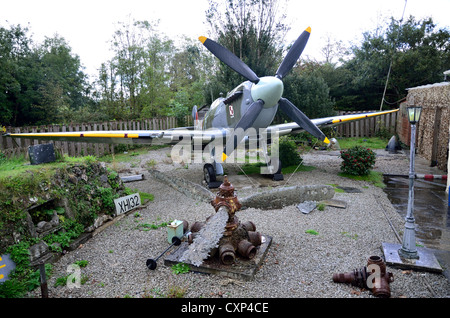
0,159,128,254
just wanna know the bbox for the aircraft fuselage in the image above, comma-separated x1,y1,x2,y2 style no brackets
201,76,284,132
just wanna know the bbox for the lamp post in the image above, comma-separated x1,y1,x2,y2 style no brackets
398,105,422,259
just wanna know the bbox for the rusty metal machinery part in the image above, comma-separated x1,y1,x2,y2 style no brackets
332,256,394,298
219,242,236,265
366,255,394,298
211,175,242,214
185,176,264,266
237,239,256,259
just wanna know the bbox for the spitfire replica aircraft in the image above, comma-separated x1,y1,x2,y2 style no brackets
5,27,398,187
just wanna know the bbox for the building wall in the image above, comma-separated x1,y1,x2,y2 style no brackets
397,102,412,146
401,82,450,172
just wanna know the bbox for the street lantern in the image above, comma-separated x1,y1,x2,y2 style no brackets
398,105,422,259
407,106,422,124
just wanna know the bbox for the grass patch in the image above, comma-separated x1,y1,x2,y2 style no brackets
99,145,169,164
327,184,346,193
238,162,315,175
338,170,385,188
0,154,97,179
337,137,388,150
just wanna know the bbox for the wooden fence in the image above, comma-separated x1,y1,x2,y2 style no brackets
1,116,189,158
1,110,398,158
334,110,398,138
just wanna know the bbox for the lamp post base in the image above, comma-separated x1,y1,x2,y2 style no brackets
398,247,419,260
382,243,442,273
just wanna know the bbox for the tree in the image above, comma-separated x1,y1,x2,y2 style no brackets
166,37,210,124
336,16,450,110
34,36,89,123
320,33,347,64
283,66,335,119
204,0,289,99
0,24,32,126
96,18,176,119
0,24,90,126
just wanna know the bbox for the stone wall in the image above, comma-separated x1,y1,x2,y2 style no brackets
0,162,127,254
401,82,450,171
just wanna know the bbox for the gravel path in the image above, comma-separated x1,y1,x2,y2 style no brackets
27,146,450,299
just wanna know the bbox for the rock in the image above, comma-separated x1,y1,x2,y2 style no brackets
29,241,52,265
68,174,78,185
297,201,318,214
25,212,37,238
86,214,113,232
240,185,335,210
50,211,60,226
321,199,348,209
36,221,52,233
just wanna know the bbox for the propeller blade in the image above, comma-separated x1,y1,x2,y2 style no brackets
275,27,311,79
278,98,330,144
199,36,260,84
222,99,265,161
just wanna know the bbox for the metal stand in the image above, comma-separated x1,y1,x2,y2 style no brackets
146,236,182,270
382,118,442,273
398,123,419,259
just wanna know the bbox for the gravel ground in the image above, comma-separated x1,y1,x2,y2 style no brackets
26,146,450,299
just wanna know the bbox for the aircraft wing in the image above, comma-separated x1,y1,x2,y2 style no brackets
266,109,399,137
3,127,228,146
3,109,398,146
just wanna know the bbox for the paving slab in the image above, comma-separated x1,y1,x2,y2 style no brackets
382,242,443,273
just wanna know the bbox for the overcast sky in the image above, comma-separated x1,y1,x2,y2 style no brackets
2,0,449,79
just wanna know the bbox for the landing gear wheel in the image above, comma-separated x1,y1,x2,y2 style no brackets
203,163,216,184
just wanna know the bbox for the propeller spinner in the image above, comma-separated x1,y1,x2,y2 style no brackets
199,27,330,162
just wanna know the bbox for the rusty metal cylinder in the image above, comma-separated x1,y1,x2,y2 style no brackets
219,242,236,265
241,221,256,232
237,239,256,259
247,231,262,246
371,273,394,298
367,255,386,274
332,268,367,288
332,256,394,298
366,256,393,298
190,221,204,233
332,270,357,285
182,220,189,234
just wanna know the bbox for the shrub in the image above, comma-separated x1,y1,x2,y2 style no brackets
340,146,376,176
277,136,303,167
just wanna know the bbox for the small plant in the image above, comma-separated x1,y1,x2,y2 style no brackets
54,272,89,287
341,232,358,240
276,136,303,167
146,159,157,169
136,220,170,231
74,260,89,267
317,203,326,211
305,229,319,235
171,262,190,275
339,146,376,176
166,285,187,298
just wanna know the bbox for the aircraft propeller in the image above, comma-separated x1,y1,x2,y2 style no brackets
199,27,330,161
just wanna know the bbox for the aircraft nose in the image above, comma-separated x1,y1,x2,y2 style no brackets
250,76,284,108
